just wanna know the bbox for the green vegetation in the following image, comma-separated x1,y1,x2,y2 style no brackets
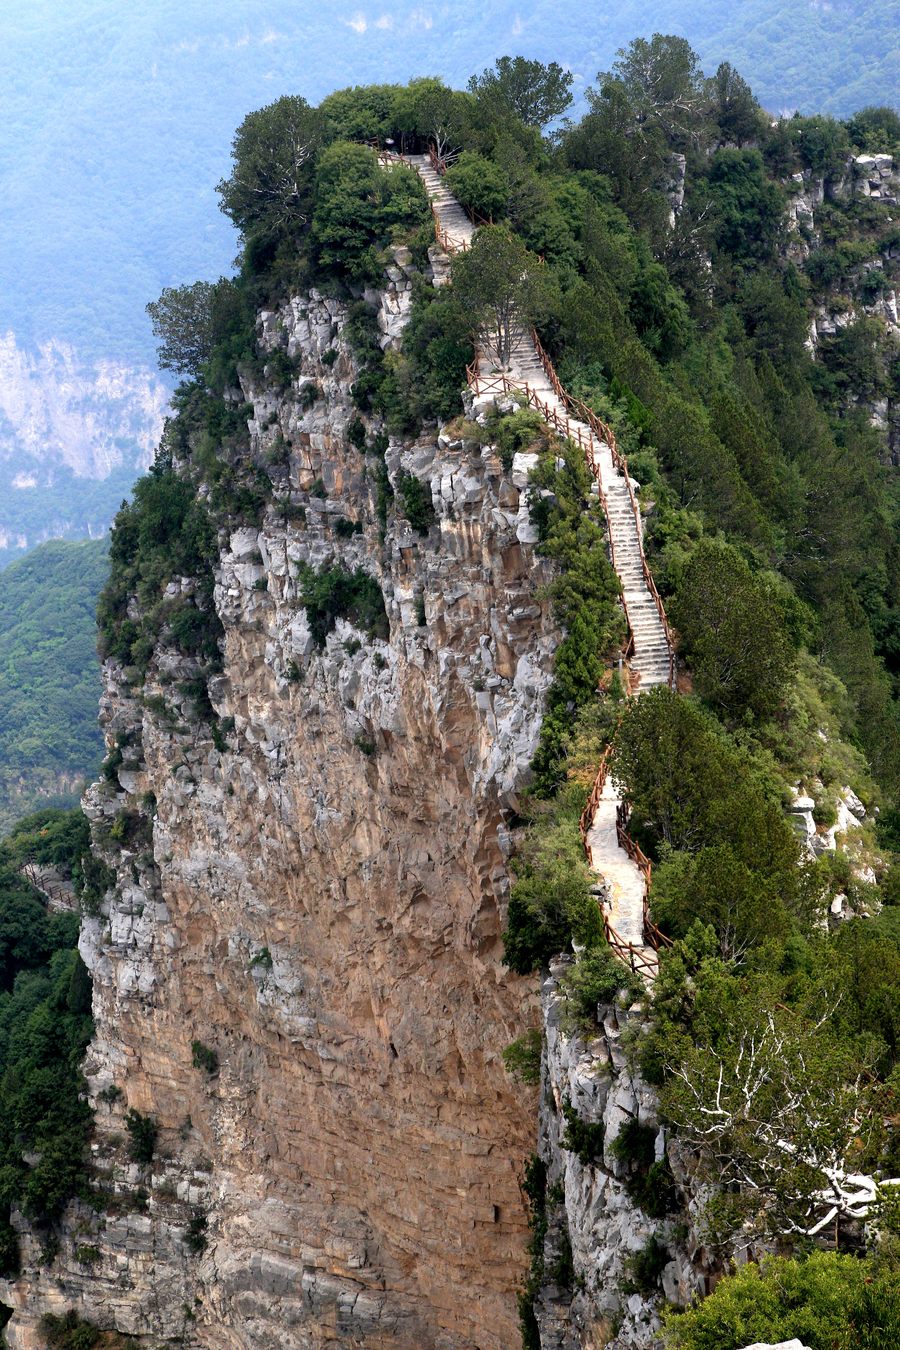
40,1312,135,1349
124,1109,157,1165
297,563,388,647
501,1029,543,1086
82,41,900,1345
664,1251,900,1350
0,810,95,1264
560,1099,605,1165
191,1040,219,1075
450,227,551,368
395,469,435,536
0,539,107,833
526,435,624,794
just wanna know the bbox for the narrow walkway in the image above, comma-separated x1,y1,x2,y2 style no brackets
586,779,646,949
400,149,667,979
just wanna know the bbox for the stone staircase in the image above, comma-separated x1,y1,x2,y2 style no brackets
405,154,475,252
398,147,673,977
502,327,672,690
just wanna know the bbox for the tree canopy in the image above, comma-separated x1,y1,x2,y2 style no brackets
468,56,574,128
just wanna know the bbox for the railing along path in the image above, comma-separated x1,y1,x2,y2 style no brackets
385,142,675,979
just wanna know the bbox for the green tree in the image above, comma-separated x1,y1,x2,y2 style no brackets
217,95,324,240
394,78,471,162
671,539,796,719
612,687,798,879
664,1251,900,1350
846,105,900,154
318,83,404,144
467,56,574,129
791,114,851,179
606,34,707,149
311,141,427,282
711,62,763,145
445,151,510,220
706,149,786,263
450,226,551,367
146,278,243,378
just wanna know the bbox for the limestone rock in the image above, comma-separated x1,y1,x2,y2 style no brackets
1,270,562,1349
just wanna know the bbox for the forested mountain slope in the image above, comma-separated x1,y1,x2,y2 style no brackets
0,539,107,832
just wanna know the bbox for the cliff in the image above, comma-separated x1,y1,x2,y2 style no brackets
1,256,559,1348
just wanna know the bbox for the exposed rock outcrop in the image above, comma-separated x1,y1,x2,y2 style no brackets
533,963,711,1350
1,274,559,1347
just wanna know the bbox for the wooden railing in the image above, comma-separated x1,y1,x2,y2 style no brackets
416,145,676,974
575,752,669,969
22,858,71,908
530,329,676,690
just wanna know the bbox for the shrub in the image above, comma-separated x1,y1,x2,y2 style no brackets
502,784,602,974
485,406,544,470
191,1041,219,1075
663,1251,900,1350
124,1109,158,1164
184,1207,208,1254
560,1098,605,1164
396,469,434,535
298,562,388,647
610,1120,680,1217
558,946,641,1028
347,415,367,451
445,151,510,220
624,1235,669,1294
502,1029,543,1085
334,517,363,538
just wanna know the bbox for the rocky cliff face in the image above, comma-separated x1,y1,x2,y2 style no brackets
1,259,559,1347
533,965,711,1350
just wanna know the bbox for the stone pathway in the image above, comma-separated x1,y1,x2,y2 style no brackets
401,150,666,978
585,778,647,950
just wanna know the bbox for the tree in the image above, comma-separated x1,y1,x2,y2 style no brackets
445,151,510,220
612,687,798,882
664,1251,900,1350
450,226,551,367
394,78,471,163
146,279,242,377
628,257,691,361
670,539,796,719
658,961,874,1238
606,34,707,148
711,62,762,145
706,149,786,264
217,95,324,239
791,114,851,180
311,142,427,283
651,844,786,960
318,83,404,144
468,56,574,129
846,105,900,154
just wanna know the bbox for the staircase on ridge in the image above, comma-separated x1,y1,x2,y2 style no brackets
398,146,674,976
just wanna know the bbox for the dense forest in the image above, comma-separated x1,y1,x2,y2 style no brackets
11,31,900,1346
0,539,107,833
0,808,95,1279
